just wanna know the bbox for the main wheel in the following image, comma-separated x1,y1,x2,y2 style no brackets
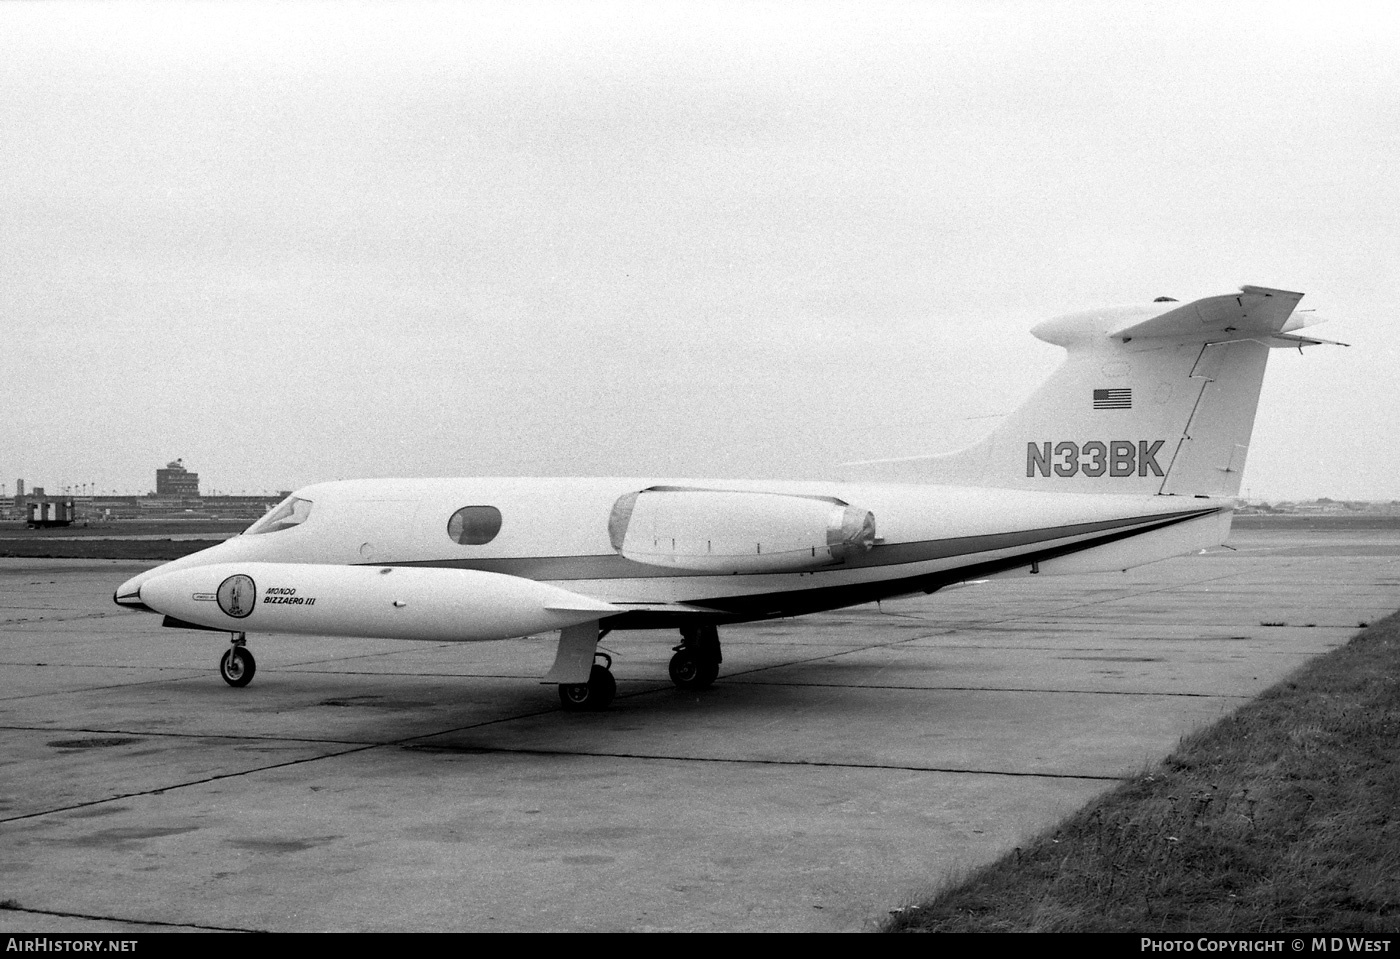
668,649,719,690
558,664,616,712
219,647,256,687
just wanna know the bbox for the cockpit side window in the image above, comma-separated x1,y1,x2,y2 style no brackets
447,506,502,545
246,496,314,535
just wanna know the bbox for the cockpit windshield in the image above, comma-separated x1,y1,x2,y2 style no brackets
245,496,314,535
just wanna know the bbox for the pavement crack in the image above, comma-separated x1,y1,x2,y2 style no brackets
725,680,1246,699
395,743,1126,781
0,903,262,932
0,723,381,747
0,744,380,824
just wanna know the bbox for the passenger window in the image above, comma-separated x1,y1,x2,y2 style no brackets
447,506,502,545
246,496,313,535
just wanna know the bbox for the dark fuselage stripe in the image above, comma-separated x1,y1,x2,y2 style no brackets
372,506,1222,582
603,506,1221,626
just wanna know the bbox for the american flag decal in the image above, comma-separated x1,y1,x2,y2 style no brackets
1093,388,1132,409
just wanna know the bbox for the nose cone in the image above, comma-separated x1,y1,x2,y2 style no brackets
112,535,259,613
113,571,154,611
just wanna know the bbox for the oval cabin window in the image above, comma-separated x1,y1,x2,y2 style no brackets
447,506,503,545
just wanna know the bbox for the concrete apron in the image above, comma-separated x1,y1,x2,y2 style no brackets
1,525,1398,932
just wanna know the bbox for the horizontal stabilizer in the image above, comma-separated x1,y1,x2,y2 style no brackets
1110,286,1314,345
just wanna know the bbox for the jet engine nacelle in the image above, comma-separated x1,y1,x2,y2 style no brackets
608,487,877,574
137,562,618,642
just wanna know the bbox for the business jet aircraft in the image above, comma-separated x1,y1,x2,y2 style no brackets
115,285,1339,710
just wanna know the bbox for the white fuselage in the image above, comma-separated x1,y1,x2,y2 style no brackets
117,476,1228,636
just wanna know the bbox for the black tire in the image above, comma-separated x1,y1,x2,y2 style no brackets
558,664,616,712
219,647,256,687
668,650,719,690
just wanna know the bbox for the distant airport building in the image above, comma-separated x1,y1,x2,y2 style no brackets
80,491,289,521
5,466,286,524
156,459,200,497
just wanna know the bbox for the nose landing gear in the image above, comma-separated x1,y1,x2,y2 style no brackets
219,632,256,687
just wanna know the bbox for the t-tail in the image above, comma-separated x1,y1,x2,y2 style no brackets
843,285,1344,497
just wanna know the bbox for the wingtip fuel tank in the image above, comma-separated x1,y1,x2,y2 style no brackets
133,562,619,643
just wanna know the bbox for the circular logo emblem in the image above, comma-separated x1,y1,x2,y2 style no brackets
217,574,257,619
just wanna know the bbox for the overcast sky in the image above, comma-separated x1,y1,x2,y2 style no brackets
2,1,1396,501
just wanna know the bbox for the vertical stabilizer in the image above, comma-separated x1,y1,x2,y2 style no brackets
842,286,1337,496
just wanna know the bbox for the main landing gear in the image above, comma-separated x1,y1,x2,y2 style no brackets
558,652,616,712
219,632,256,687
555,622,724,709
669,624,722,690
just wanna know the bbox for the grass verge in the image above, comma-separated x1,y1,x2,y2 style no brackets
887,611,1400,932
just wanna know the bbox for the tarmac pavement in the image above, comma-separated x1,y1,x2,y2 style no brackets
2,522,1398,932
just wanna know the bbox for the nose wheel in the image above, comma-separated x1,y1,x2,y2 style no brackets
219,633,256,687
558,653,616,711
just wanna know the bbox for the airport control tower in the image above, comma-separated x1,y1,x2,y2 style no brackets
156,459,200,497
